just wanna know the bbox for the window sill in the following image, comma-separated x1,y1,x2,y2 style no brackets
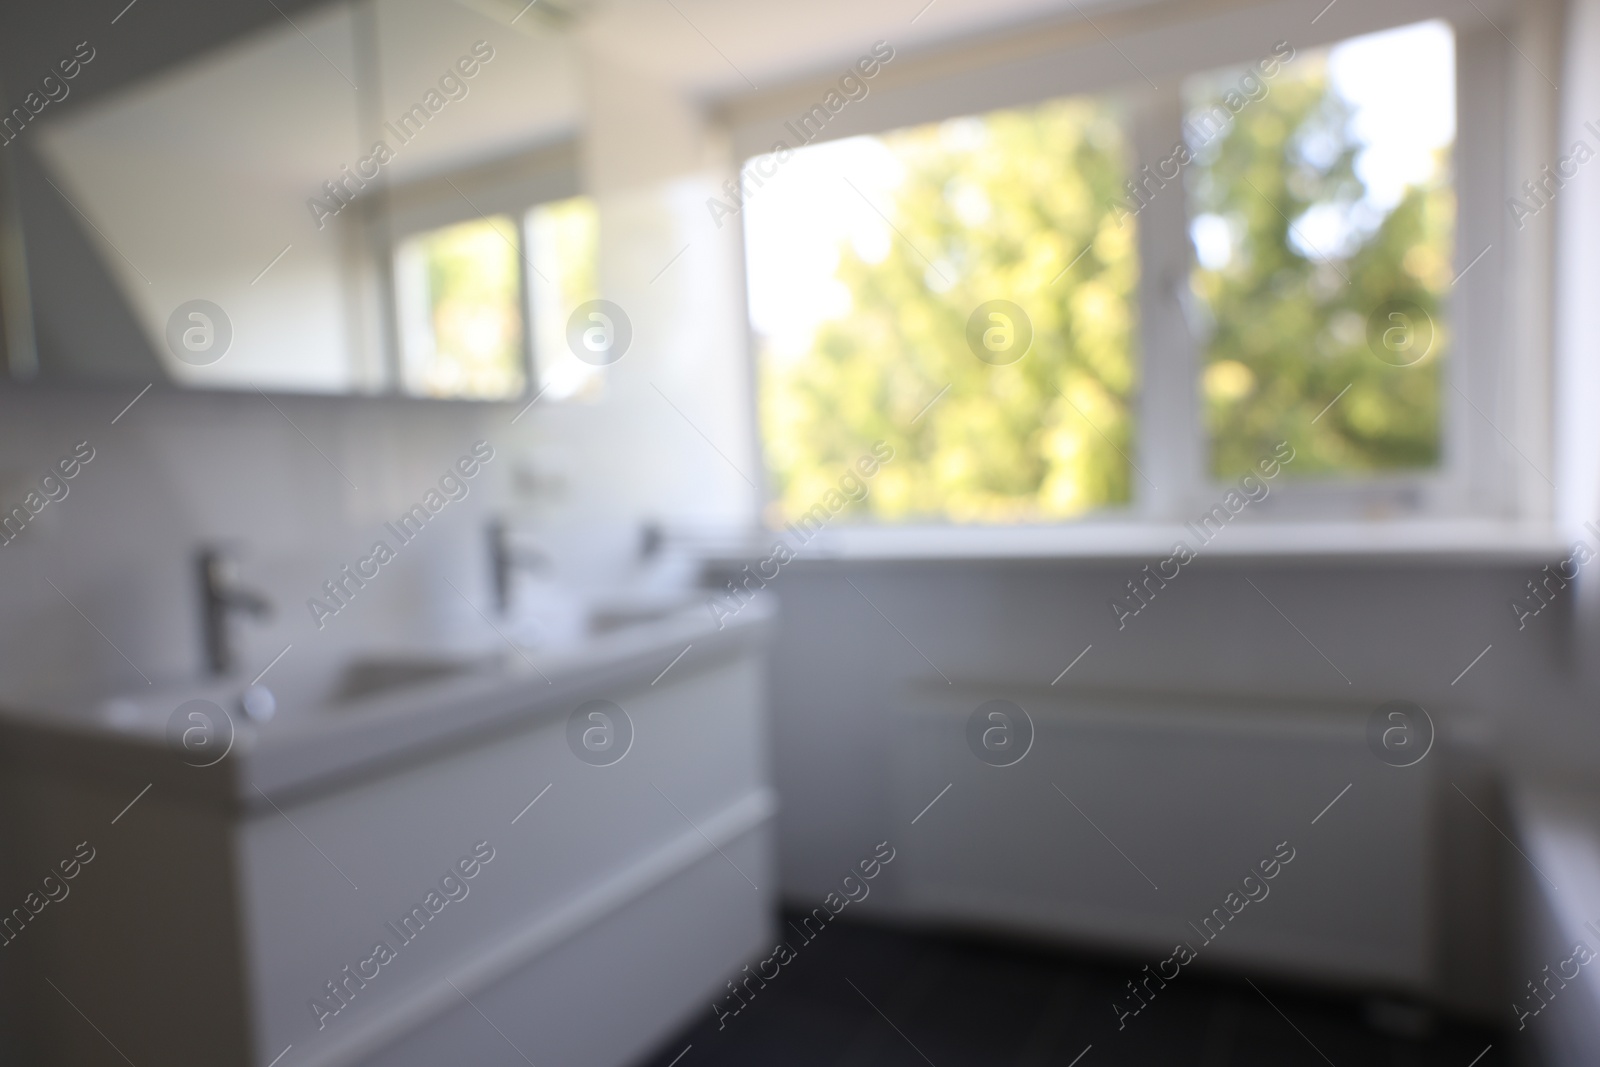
737,518,1568,565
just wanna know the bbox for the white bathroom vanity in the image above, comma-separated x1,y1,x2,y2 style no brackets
0,606,775,1066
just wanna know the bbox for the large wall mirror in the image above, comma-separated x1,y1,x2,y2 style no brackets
0,0,593,399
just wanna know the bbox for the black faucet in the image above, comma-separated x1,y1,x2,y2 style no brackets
197,547,272,676
488,519,550,615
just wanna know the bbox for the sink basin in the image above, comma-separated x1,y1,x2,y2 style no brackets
585,593,704,636
251,650,507,721
89,648,506,741
328,655,491,703
588,605,682,634
503,595,703,648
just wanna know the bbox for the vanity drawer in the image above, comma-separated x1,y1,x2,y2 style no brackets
237,652,774,1066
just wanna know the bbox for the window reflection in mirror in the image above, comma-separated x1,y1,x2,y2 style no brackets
527,195,600,402
395,215,527,400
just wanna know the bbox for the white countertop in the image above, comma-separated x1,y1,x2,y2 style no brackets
0,602,772,807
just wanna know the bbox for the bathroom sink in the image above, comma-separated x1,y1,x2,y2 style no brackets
246,650,507,722
87,649,506,740
505,595,703,647
589,605,681,634
327,654,494,704
586,594,704,636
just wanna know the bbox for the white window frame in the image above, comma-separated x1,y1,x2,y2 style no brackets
719,0,1563,553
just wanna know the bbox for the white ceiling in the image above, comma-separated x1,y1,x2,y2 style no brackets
567,0,1151,97
38,0,1152,194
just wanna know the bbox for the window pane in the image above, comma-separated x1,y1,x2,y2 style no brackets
527,195,602,402
1184,21,1454,481
747,96,1138,526
395,216,526,399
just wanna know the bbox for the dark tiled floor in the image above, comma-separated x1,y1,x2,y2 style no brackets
636,914,1506,1067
